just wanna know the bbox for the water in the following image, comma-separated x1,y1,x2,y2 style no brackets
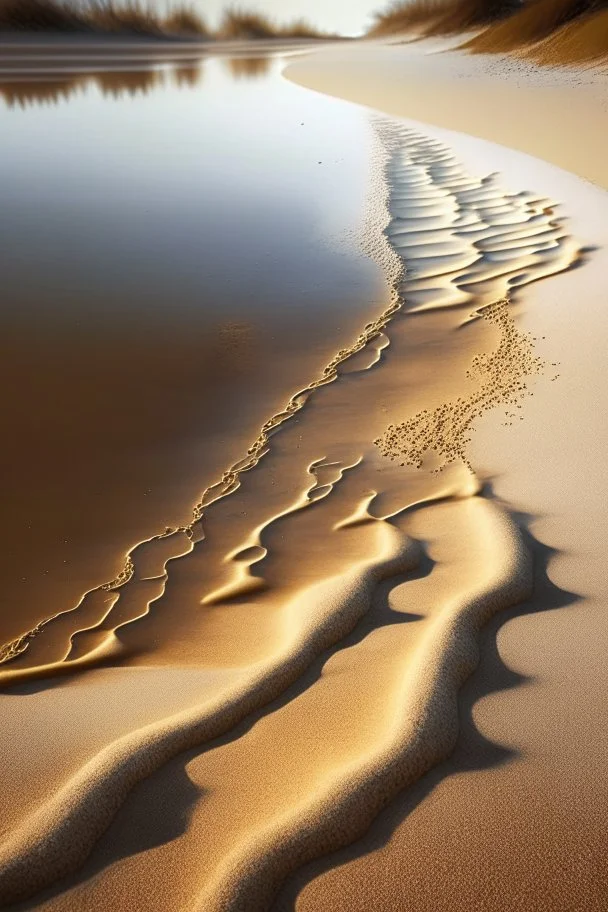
0,53,387,642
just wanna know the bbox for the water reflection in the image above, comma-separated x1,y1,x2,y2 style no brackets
0,52,381,649
1,52,293,110
0,61,204,109
173,60,204,88
0,79,78,109
94,68,164,99
224,56,271,81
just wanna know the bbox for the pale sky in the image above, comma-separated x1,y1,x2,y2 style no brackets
157,1,384,36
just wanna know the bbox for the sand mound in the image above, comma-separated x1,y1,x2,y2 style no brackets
0,121,584,907
523,7,608,63
369,0,519,38
465,0,608,53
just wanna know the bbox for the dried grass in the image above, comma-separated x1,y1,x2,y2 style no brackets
465,0,608,52
0,0,211,36
369,0,521,36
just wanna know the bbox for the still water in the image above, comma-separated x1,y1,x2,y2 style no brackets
0,53,387,642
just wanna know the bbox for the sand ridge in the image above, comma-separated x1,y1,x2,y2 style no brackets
0,116,588,908
278,39,608,912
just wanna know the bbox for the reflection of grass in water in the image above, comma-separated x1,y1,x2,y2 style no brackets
0,79,80,108
0,61,204,108
225,55,271,80
93,68,163,98
173,61,204,87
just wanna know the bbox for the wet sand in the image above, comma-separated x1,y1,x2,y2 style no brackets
0,52,383,647
0,37,607,912
287,38,608,189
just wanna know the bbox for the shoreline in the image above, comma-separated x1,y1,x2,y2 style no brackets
280,40,608,911
286,40,608,190
0,38,607,911
0,116,575,906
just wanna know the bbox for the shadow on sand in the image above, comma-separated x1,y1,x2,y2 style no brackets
7,481,581,911
270,490,580,910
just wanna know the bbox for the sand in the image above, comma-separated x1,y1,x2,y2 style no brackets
287,38,608,189
278,38,608,912
1,34,607,912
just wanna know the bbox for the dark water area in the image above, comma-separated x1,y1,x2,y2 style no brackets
0,53,387,642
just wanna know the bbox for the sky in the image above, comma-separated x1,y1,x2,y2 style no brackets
159,1,384,36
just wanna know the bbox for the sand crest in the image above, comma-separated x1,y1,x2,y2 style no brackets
0,108,593,909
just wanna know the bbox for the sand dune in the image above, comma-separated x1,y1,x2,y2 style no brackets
369,0,521,38
522,8,608,63
0,120,586,908
465,0,607,53
192,498,530,912
282,40,608,912
370,0,608,64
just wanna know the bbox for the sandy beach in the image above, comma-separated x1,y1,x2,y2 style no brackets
1,8,607,911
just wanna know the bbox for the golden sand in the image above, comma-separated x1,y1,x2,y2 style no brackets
279,36,608,912
0,110,591,909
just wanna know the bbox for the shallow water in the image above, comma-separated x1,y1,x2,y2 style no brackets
0,54,386,642
0,46,588,912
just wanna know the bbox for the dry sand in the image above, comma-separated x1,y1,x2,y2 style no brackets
279,39,608,912
287,38,608,189
1,36,607,912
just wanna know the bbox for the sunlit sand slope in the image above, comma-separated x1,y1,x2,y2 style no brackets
0,122,582,909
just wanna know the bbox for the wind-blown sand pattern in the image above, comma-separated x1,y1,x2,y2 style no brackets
377,300,549,471
0,122,583,909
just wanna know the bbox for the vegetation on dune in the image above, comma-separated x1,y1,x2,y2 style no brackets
525,6,608,61
87,1,165,36
0,1,332,39
279,17,335,39
163,7,210,37
219,6,276,39
428,0,524,33
0,0,88,31
369,0,522,37
219,6,334,40
368,0,608,61
0,0,211,35
368,0,446,35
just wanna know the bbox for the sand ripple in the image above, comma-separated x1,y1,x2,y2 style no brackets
0,121,584,909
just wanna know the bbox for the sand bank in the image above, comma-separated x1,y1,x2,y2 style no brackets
0,88,601,910
278,40,608,911
1,37,607,911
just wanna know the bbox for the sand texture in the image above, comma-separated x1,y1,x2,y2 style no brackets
279,35,608,912
287,38,608,190
1,88,603,910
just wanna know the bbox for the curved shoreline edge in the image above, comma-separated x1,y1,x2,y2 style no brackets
284,43,608,193
0,113,587,907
